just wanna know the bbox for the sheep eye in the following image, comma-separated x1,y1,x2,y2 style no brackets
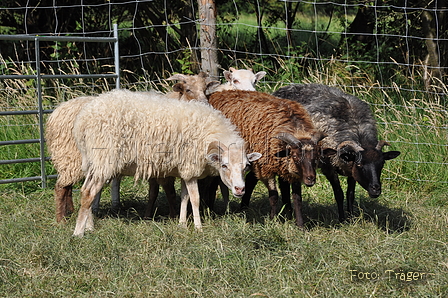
233,80,240,84
221,164,228,170
356,163,363,168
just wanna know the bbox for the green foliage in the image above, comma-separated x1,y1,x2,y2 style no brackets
176,49,195,75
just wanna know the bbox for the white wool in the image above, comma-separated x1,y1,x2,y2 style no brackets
73,89,242,183
46,96,94,186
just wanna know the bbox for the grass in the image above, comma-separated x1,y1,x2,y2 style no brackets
0,14,447,295
0,176,447,297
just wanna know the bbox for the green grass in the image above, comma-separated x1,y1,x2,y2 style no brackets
0,177,447,297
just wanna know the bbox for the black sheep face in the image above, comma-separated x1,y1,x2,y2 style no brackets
345,148,401,198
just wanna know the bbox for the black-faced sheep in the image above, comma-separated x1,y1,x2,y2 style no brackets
272,84,401,222
46,72,217,223
72,89,261,236
207,90,322,227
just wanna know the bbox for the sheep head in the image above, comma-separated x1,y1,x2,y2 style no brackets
323,140,401,198
275,132,320,187
167,72,219,103
207,140,261,198
223,67,267,91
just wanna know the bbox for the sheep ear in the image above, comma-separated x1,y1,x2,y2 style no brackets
207,141,227,164
383,150,400,160
254,71,266,83
206,80,221,91
223,71,232,82
207,153,221,164
247,152,262,162
172,82,184,93
167,74,187,82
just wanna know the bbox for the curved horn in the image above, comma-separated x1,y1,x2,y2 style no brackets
229,67,237,72
337,140,364,152
375,140,390,151
167,74,188,82
198,71,209,78
275,132,300,148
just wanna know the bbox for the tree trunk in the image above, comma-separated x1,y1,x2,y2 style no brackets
422,1,446,88
198,0,218,79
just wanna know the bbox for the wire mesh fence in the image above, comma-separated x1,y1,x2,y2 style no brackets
0,1,447,186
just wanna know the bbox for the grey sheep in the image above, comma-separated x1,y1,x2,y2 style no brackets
273,84,401,222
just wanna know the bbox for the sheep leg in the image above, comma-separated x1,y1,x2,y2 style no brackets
322,170,345,222
55,183,73,222
179,179,189,228
144,178,160,219
110,176,122,212
346,176,356,218
198,176,213,211
291,182,304,227
240,171,258,209
207,176,220,211
219,180,230,213
160,177,177,219
91,188,103,215
181,178,203,231
278,176,292,218
185,178,202,231
148,177,178,219
261,178,279,219
73,176,104,237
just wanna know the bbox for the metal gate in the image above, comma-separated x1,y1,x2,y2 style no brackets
0,24,120,187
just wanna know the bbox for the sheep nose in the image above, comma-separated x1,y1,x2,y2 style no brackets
305,176,316,187
369,184,381,197
234,186,245,196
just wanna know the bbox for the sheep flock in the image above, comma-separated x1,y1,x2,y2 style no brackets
46,67,400,236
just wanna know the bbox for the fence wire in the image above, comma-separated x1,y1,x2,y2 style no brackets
0,1,447,186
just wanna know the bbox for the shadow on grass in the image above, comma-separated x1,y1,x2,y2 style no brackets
301,196,412,234
93,189,412,234
221,194,412,234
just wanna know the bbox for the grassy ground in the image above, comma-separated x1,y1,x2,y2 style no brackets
0,63,447,296
0,175,447,297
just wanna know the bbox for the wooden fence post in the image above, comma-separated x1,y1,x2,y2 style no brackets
198,0,219,79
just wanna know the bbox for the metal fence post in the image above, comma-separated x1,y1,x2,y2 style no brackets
114,23,120,89
35,37,47,188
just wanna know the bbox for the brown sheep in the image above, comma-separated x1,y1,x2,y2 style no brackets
207,90,323,227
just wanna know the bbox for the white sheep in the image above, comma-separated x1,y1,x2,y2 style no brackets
72,89,261,236
46,73,218,222
146,67,267,216
210,67,266,93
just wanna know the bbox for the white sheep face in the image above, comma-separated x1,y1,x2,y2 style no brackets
224,68,266,91
207,141,261,197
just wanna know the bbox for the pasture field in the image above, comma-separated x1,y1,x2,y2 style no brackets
0,176,447,297
0,51,447,298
